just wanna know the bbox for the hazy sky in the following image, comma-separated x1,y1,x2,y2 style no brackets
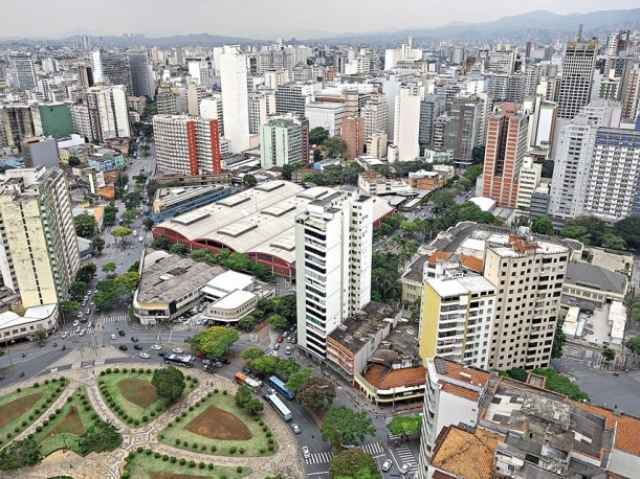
1,0,638,39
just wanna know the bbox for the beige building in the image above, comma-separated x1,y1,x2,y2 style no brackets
515,156,542,213
0,167,80,309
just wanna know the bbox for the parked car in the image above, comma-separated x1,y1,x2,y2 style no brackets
172,348,183,354
285,346,291,356
274,343,280,350
242,366,252,375
277,336,284,343
202,364,218,373
381,459,393,472
119,345,128,351
220,358,231,365
139,352,150,359
110,333,117,340
118,330,126,337
283,331,289,338
151,344,161,350
133,344,143,350
131,337,139,342
77,311,83,318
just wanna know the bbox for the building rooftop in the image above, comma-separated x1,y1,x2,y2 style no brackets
328,302,400,354
362,363,425,390
427,274,496,298
430,426,504,479
402,254,429,283
565,261,627,296
136,252,226,304
154,185,226,209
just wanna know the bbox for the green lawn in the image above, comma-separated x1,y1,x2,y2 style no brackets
124,450,251,479
29,386,122,457
98,367,199,426
158,389,278,457
0,377,69,448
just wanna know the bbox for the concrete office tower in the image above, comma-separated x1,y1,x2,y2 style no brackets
515,157,542,212
584,127,640,223
557,39,597,119
70,104,93,142
621,65,640,121
0,167,80,309
200,94,224,137
482,103,529,208
260,116,304,168
275,83,315,115
39,103,74,139
188,60,210,87
82,35,90,50
9,52,37,91
418,95,442,152
264,70,290,90
128,50,154,98
186,83,206,116
368,132,388,159
419,268,496,370
248,90,276,135
91,51,104,83
85,85,131,141
548,101,620,220
21,137,59,168
78,65,94,88
484,235,570,370
152,114,221,175
341,116,365,158
295,187,373,358
444,95,483,167
93,51,134,96
394,85,421,161
0,104,38,147
362,93,388,143
157,89,180,115
220,46,250,154
525,96,557,152
488,44,516,73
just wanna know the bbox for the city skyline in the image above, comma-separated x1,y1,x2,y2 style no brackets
0,0,639,39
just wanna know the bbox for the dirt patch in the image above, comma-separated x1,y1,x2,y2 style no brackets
150,473,211,479
117,378,158,408
48,407,85,437
185,406,252,440
0,393,43,429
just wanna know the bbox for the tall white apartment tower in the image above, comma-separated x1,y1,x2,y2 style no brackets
295,187,373,358
557,39,597,119
220,45,250,153
394,85,421,161
84,85,131,141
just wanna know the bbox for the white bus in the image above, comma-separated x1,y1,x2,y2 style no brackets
265,393,292,421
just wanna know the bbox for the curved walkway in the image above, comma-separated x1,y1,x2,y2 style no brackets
0,364,305,479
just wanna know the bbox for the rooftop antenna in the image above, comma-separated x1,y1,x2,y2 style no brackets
577,24,584,42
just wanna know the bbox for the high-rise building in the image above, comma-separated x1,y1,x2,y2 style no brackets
557,39,597,119
0,167,80,309
362,93,389,144
524,96,557,152
394,85,421,161
84,85,131,141
157,88,180,115
0,104,38,147
275,83,315,115
77,65,94,88
152,114,221,175
515,157,542,213
548,101,620,220
584,127,640,223
220,45,250,153
620,64,640,121
341,116,365,158
483,234,570,370
260,115,304,168
488,44,516,73
99,52,134,96
444,95,483,167
199,94,224,138
81,35,90,50
248,89,276,135
21,137,59,168
187,59,210,88
9,52,37,91
70,103,93,142
295,187,373,358
38,103,74,139
186,83,207,116
482,103,529,207
128,50,154,99
418,95,442,151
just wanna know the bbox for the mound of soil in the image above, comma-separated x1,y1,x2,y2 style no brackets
185,405,252,440
0,393,43,429
117,378,158,408
48,407,85,436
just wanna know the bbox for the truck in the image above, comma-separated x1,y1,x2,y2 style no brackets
234,372,262,389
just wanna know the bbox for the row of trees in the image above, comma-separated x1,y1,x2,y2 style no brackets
241,347,304,382
302,162,363,186
235,385,264,415
191,326,239,359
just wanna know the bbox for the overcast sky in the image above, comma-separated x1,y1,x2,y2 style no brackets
1,0,638,39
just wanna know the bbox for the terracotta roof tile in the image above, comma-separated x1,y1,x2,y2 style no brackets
571,402,640,456
428,251,453,266
441,382,480,401
431,426,504,479
363,363,425,389
459,253,484,273
439,358,491,388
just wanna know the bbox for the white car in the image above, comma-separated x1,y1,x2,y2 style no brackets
72,320,80,327
399,464,411,475
301,446,310,459
151,344,161,350
110,333,117,340
381,459,393,472
139,352,150,359
291,423,301,434
172,348,183,354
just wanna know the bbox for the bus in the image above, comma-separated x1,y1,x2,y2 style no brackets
163,353,194,368
265,393,292,421
268,376,295,400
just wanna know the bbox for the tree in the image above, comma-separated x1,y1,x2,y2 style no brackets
321,406,375,450
471,145,485,163
68,156,81,167
541,160,554,178
323,136,348,158
114,271,140,293
601,233,626,251
93,290,119,310
614,217,640,250
328,448,381,479
251,355,280,375
169,243,186,254
124,191,143,210
602,347,616,362
269,314,289,330
281,163,298,181
531,216,555,235
243,396,264,415
74,213,97,238
191,326,239,358
625,336,640,355
463,164,484,183
60,300,81,316
241,347,265,361
112,227,133,247
310,127,329,145
151,366,186,403
275,358,300,380
552,328,566,359
297,377,336,411
101,262,117,274
313,148,323,163
274,293,297,322
152,236,173,251
567,216,607,245
238,315,256,331
532,368,589,402
121,209,137,226
128,261,140,273
31,329,47,343
235,384,253,407
76,263,97,283
91,236,105,254
243,174,257,187
144,217,155,230
335,469,381,479
560,225,591,244
624,295,640,323
71,281,88,297
387,415,422,437
285,368,312,392
0,438,41,470
507,368,528,382
77,420,122,454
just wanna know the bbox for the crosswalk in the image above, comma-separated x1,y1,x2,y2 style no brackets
396,445,418,474
103,315,128,323
305,443,384,465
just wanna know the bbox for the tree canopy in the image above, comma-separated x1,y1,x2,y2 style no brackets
531,216,555,235
285,368,312,392
74,213,96,238
297,377,335,411
0,438,41,470
91,236,105,254
244,174,257,187
76,263,97,283
151,366,186,403
235,385,264,415
625,336,640,355
387,414,422,437
191,326,239,358
269,314,289,329
323,136,348,158
531,368,589,401
613,217,640,249
321,406,376,449
310,127,329,145
329,448,381,479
